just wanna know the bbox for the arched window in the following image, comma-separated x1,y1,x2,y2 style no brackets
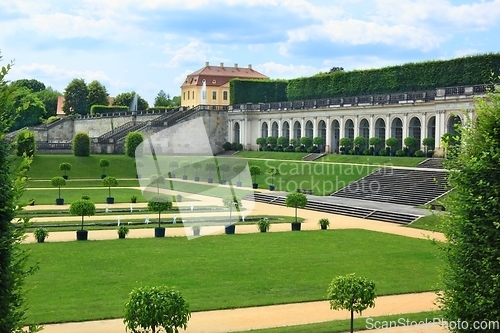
344,119,354,140
391,118,403,150
271,122,279,137
261,122,269,138
305,120,314,138
282,121,290,139
233,122,240,143
408,117,422,149
293,121,301,141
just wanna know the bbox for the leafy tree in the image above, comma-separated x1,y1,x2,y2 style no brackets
150,174,165,194
16,129,36,157
266,136,277,147
99,159,109,175
327,273,376,333
353,136,366,150
369,137,382,149
277,136,289,147
125,131,144,158
113,91,149,111
249,165,261,184
180,161,190,177
124,285,191,333
385,137,399,153
300,136,312,148
63,78,88,115
266,167,279,186
72,132,90,156
192,162,202,178
154,90,171,107
34,87,60,118
1,53,41,332
12,79,46,93
69,199,96,230
87,80,109,109
422,137,435,151
339,137,352,149
205,162,216,179
222,195,242,224
170,95,181,107
403,136,418,152
439,86,500,329
285,192,307,223
219,163,230,181
232,163,245,182
51,177,66,199
256,137,266,150
11,87,46,130
102,176,118,198
59,162,72,178
147,194,172,228
313,136,324,147
222,141,232,151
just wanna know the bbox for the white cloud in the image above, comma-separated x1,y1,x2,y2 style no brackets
257,62,321,79
160,41,213,68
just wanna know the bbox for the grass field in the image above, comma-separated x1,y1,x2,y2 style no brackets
237,311,442,333
24,229,440,324
22,188,146,205
408,214,443,232
317,154,427,167
233,151,309,160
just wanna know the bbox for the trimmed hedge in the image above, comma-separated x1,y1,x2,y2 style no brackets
90,105,129,115
230,79,288,104
72,132,90,156
16,129,36,157
229,53,500,102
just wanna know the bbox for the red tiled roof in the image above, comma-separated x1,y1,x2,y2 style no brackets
182,62,268,88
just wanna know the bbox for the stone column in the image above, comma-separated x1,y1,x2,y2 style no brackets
228,119,233,142
385,115,391,141
421,112,427,142
339,115,345,139
325,116,331,153
402,113,408,140
369,114,375,139
354,115,359,138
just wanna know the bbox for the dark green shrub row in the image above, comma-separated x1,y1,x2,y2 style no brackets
230,79,288,104
90,105,129,115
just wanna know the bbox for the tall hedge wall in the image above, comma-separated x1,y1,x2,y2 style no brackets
90,105,129,115
286,53,500,101
230,79,288,104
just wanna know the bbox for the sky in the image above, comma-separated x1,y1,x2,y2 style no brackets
1,0,500,105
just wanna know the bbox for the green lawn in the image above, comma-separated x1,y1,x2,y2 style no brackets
22,188,145,205
27,179,140,188
317,154,427,167
408,214,443,232
233,151,309,160
238,311,442,333
24,229,440,324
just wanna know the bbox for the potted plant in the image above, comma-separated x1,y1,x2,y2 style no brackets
404,136,418,157
103,176,118,204
29,198,35,206
33,227,49,243
176,194,182,202
205,162,216,183
59,162,71,180
422,137,435,157
180,161,190,180
219,163,230,184
192,162,202,181
249,165,261,189
51,176,66,205
135,160,144,179
385,137,399,156
232,163,245,187
150,174,165,194
369,137,382,156
117,226,129,239
147,194,172,238
266,167,279,191
257,218,270,232
191,224,201,236
124,286,191,333
286,192,307,231
319,218,330,230
339,138,352,154
222,195,241,234
99,158,110,179
353,136,366,155
168,161,179,178
70,199,96,241
130,195,137,203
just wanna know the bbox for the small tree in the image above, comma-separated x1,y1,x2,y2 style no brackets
249,165,261,185
327,273,376,333
339,137,352,153
69,199,96,230
180,161,190,178
51,176,66,199
16,129,36,157
403,136,418,154
266,167,279,186
385,137,399,154
422,137,435,152
149,174,165,194
205,162,216,180
266,136,277,148
168,161,179,177
222,141,232,151
256,137,266,150
147,195,172,228
290,138,297,147
222,195,242,224
192,162,202,178
219,163,230,181
102,176,118,198
59,162,72,179
99,159,109,176
232,163,246,182
369,137,382,150
300,136,312,148
125,131,144,157
72,132,90,156
353,136,366,152
124,286,191,333
277,136,289,147
285,192,308,223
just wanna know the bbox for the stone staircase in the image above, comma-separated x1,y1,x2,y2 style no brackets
245,193,419,224
97,121,145,143
331,167,449,206
302,153,326,161
417,158,444,169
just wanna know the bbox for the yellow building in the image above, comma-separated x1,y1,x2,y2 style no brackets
181,62,268,108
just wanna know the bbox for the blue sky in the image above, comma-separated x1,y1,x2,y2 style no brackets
1,0,499,105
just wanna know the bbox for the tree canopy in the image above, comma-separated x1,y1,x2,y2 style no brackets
113,91,149,111
63,78,88,115
87,80,109,109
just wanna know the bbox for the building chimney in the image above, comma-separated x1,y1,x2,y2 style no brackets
220,62,224,68
234,63,238,68
248,64,252,70
205,61,209,67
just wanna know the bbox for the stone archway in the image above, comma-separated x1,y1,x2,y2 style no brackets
375,118,386,142
271,121,279,137
359,118,369,150
391,118,403,150
408,117,422,150
447,115,462,135
293,121,301,142
331,120,340,153
233,122,240,143
305,120,314,138
282,121,290,139
427,116,436,138
344,119,354,140
317,120,326,149
261,122,268,138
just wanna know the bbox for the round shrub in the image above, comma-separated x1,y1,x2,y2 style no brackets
362,149,371,155
378,148,388,156
395,149,405,157
414,149,425,157
125,131,144,157
72,132,90,156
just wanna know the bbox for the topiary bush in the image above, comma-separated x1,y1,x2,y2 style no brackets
414,149,425,157
16,129,36,157
72,132,90,156
395,149,405,157
125,131,144,157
